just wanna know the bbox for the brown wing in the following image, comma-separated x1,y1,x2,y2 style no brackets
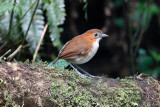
58,35,90,60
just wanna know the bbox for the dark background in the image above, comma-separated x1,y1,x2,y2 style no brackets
44,0,160,79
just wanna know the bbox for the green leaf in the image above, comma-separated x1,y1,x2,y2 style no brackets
150,50,160,62
44,0,51,4
49,59,69,69
150,4,160,15
14,4,22,16
0,2,13,15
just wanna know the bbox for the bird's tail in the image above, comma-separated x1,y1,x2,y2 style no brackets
52,57,59,64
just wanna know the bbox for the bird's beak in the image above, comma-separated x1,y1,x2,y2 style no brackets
101,34,109,38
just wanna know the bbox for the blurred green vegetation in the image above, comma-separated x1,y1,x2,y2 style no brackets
137,49,160,78
0,0,66,52
113,0,160,78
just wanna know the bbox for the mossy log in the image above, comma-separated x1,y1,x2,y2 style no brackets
0,61,160,107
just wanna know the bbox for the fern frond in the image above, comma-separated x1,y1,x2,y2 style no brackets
43,0,66,50
0,12,19,41
0,1,22,16
0,0,22,41
20,0,45,52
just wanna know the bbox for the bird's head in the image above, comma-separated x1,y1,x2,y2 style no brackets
83,29,109,42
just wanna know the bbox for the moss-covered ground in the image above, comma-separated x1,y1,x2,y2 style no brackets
0,61,160,107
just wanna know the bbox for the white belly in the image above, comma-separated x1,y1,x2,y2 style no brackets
71,39,100,64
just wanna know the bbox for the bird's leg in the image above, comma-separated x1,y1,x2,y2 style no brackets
74,65,97,78
69,63,89,78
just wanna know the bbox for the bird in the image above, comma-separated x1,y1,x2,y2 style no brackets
53,29,108,78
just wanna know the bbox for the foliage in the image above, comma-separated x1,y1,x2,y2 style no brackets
49,59,69,69
0,0,66,53
0,1,22,16
150,50,160,62
136,49,160,78
114,1,160,29
20,0,45,52
43,0,66,50
133,1,160,30
79,0,88,20
0,0,21,40
112,0,160,77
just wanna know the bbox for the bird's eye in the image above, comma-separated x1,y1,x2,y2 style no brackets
94,33,98,37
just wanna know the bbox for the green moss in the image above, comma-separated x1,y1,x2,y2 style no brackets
35,60,142,107
109,88,140,106
142,102,152,107
50,81,98,106
0,79,6,85
32,60,96,106
6,60,143,106
120,78,138,88
49,75,142,107
115,78,142,106
88,78,141,107
2,90,20,107
2,61,160,106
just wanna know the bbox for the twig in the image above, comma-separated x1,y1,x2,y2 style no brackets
133,9,145,41
7,44,29,61
8,0,17,36
129,29,136,75
130,3,145,75
129,2,147,75
133,27,140,41
0,49,11,61
18,0,40,59
22,44,29,49
32,24,48,63
134,1,151,57
126,0,136,75
0,41,7,50
7,45,22,61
